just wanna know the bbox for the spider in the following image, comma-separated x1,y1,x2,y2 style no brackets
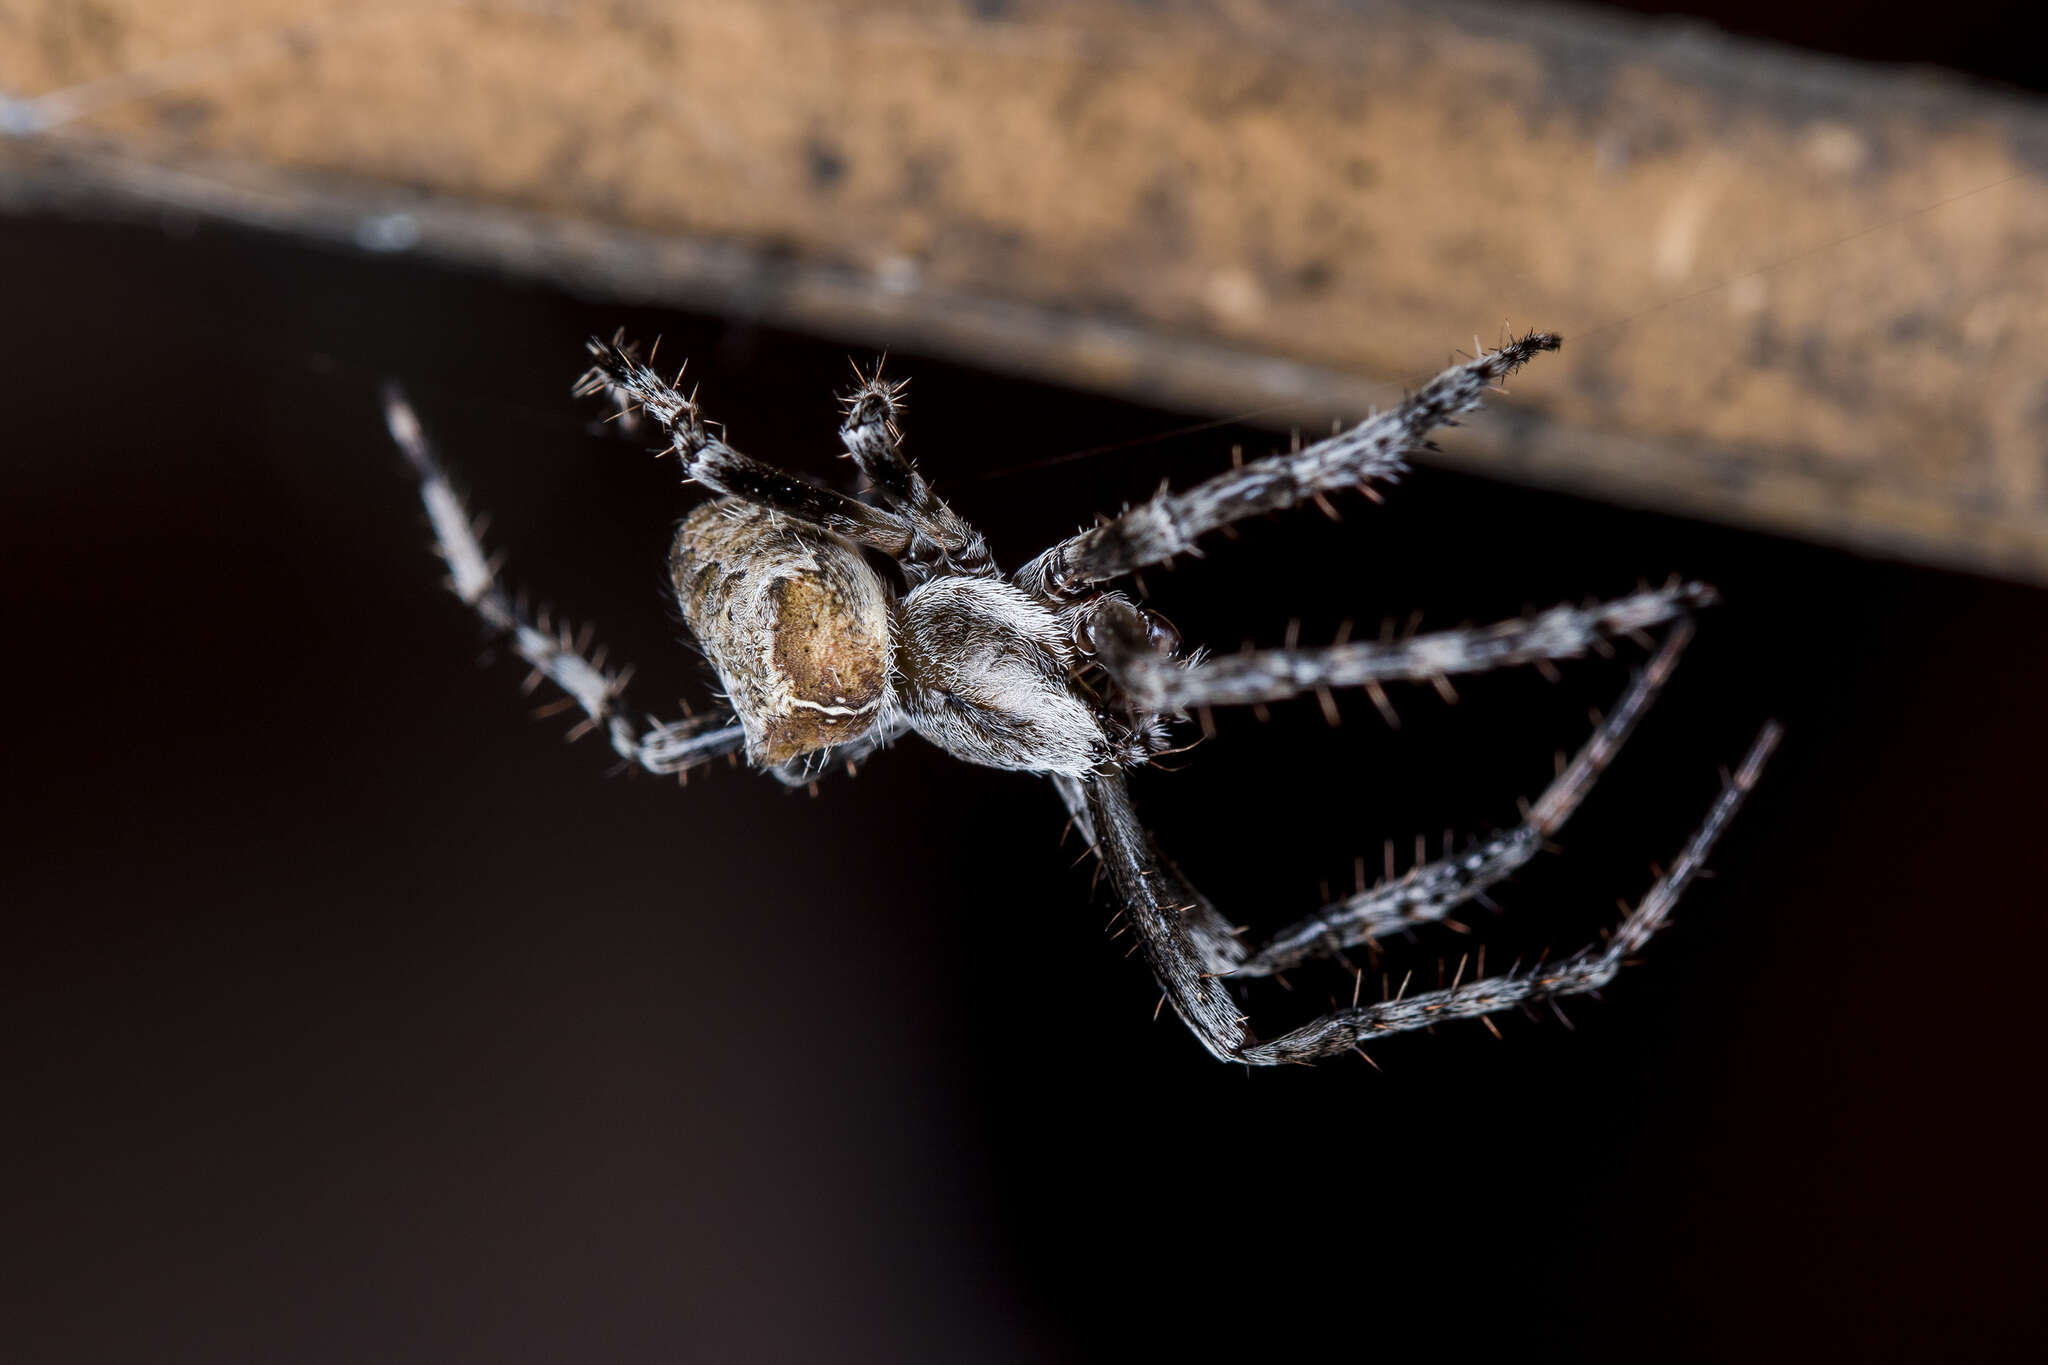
383,330,1778,1066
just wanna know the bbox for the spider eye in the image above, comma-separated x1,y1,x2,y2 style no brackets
1140,608,1182,657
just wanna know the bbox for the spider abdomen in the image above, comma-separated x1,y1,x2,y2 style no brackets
671,499,892,765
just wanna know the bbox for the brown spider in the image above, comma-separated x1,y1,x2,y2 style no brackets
383,331,1777,1065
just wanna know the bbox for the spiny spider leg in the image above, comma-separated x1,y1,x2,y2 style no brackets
1020,332,1561,601
1089,721,1779,1065
1100,582,1711,715
384,386,745,776
837,362,995,577
1234,622,1692,978
1236,724,1781,1064
1056,773,1244,976
578,335,913,555
1084,772,1250,1061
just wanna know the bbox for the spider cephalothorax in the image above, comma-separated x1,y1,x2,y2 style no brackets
387,332,1776,1066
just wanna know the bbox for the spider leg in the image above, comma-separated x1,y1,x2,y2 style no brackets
1233,622,1691,977
385,385,745,777
1096,582,1708,715
1084,723,1780,1065
1236,724,1780,1063
1055,773,1244,974
1084,772,1250,1061
577,334,914,556
1019,331,1560,600
838,361,996,577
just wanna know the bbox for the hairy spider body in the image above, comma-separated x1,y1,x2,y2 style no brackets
671,499,891,765
894,574,1119,775
672,498,1132,774
386,331,1778,1066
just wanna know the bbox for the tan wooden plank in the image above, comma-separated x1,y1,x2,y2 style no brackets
5,0,2046,580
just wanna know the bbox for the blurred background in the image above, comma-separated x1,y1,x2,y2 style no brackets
4,2,2045,1360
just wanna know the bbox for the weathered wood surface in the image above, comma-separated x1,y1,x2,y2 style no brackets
4,0,2046,580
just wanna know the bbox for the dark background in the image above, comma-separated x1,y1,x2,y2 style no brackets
1607,0,2047,93
6,5,2048,1352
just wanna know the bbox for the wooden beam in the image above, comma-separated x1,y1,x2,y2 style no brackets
5,0,2046,580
